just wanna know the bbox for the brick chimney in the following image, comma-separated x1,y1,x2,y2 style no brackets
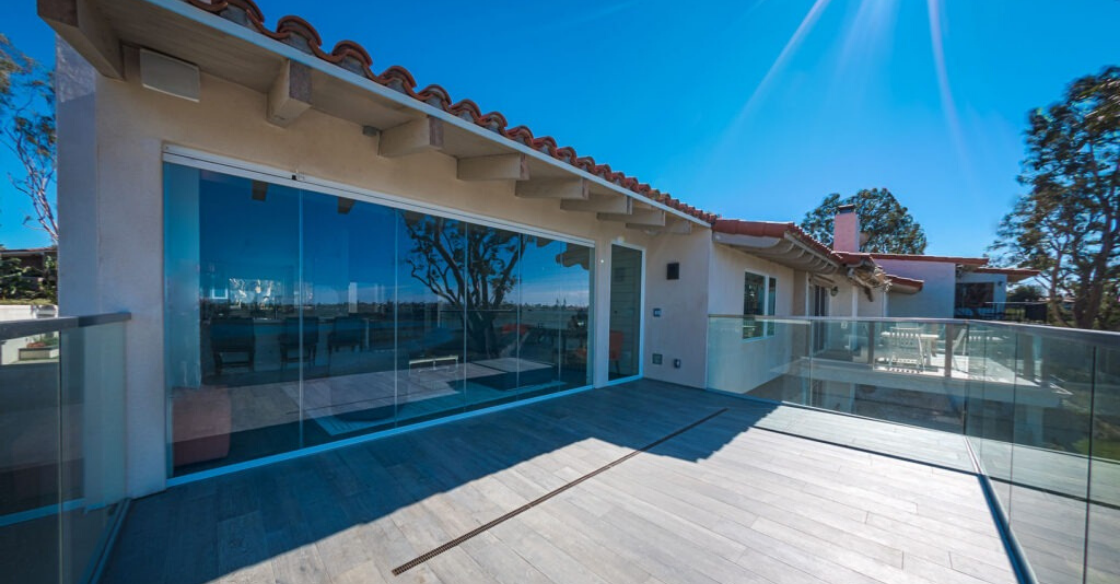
833,204,860,252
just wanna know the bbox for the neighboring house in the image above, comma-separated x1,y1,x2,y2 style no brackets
42,0,1032,499
0,246,57,273
825,206,1039,319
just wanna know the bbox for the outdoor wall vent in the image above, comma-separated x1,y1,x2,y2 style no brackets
139,48,201,102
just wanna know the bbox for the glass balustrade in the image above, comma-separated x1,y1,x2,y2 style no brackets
707,314,1120,584
0,314,129,584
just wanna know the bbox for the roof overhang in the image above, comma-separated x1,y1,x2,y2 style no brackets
869,253,989,266
967,266,1041,283
886,274,924,294
711,221,841,274
43,0,710,233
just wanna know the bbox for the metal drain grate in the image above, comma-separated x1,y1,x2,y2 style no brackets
391,407,729,576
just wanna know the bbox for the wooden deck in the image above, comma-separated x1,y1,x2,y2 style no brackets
102,380,1020,584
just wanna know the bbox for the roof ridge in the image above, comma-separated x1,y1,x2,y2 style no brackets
186,0,720,222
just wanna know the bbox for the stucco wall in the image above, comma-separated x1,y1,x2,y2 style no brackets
705,244,798,391
642,231,712,388
877,260,957,318
707,244,796,316
57,43,711,496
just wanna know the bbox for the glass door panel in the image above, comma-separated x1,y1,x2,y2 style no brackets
395,212,467,424
460,223,523,411
166,164,301,475
609,245,642,380
521,237,593,395
300,191,400,446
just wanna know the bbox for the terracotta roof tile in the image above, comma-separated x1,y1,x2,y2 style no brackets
711,220,838,263
186,0,720,222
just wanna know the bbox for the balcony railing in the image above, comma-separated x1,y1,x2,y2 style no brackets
0,312,130,584
707,315,1120,584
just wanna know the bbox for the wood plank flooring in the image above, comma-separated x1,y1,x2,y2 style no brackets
101,380,1020,584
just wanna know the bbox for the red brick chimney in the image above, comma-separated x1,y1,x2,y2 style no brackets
833,204,860,252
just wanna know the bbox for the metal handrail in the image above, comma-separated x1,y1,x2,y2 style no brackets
0,312,131,341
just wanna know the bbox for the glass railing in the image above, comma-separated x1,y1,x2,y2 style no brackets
0,313,129,584
707,315,1120,584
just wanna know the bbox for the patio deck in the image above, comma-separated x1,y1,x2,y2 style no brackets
102,380,1020,584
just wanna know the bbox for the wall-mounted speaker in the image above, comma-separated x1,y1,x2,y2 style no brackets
139,48,200,102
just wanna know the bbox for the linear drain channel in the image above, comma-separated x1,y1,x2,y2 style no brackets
392,407,728,576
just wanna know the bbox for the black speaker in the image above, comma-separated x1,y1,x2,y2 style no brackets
667,262,680,280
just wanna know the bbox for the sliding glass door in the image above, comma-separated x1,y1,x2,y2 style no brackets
164,161,594,476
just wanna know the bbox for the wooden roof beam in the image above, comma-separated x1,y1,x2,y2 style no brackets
457,154,529,181
378,116,444,157
560,194,631,214
600,209,665,227
515,178,588,200
267,59,312,127
39,0,123,79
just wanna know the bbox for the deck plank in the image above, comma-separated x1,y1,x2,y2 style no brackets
100,380,1020,584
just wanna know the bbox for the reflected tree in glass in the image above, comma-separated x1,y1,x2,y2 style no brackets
402,214,526,360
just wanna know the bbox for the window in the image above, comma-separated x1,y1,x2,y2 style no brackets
744,271,777,338
955,282,995,317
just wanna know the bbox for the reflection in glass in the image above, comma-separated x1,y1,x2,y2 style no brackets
167,166,301,475
301,191,400,445
395,212,467,424
609,245,642,380
164,162,595,477
1089,345,1119,583
521,237,592,394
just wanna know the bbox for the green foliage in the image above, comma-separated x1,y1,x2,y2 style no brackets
0,34,57,243
991,66,1120,330
0,253,56,303
800,188,927,254
1007,284,1043,303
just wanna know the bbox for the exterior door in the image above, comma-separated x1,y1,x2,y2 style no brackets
608,245,643,381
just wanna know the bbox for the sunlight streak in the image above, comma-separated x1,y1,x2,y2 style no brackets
732,0,834,125
927,0,970,171
837,0,899,70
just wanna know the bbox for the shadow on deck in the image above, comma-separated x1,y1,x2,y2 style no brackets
102,380,1020,584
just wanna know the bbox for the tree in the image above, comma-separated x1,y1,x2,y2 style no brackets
800,188,927,254
402,214,526,358
0,35,57,243
991,66,1119,330
1008,284,1043,303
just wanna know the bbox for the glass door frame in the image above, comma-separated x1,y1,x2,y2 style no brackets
604,241,646,385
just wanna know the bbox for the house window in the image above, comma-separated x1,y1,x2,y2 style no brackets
955,282,995,317
744,271,777,338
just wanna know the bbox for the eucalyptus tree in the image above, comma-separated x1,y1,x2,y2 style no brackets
800,188,927,254
992,66,1119,330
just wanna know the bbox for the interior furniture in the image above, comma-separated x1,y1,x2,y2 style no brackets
329,315,365,353
280,316,319,367
210,317,255,376
171,385,231,468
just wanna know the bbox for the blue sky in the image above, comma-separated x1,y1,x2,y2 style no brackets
3,0,1119,255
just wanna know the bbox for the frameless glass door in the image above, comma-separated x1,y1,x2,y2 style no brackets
609,245,642,380
165,160,596,476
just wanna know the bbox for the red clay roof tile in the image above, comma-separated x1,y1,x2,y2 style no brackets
185,0,720,222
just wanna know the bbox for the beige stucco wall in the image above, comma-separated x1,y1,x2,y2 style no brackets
57,43,716,496
877,259,956,318
705,244,798,392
